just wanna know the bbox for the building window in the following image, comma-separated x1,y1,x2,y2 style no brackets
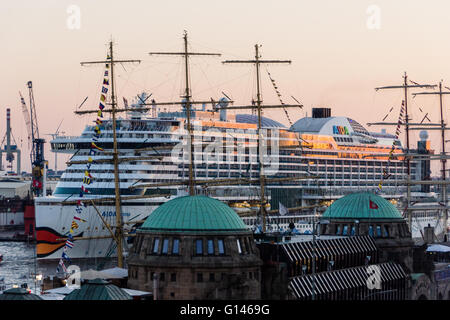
237,239,242,254
197,273,203,283
369,225,374,237
160,273,165,281
336,225,341,235
342,225,348,236
172,238,180,254
350,226,355,236
171,273,177,282
376,225,382,237
152,238,160,254
134,236,143,253
207,239,214,255
218,239,225,255
162,238,169,255
151,272,155,280
383,225,390,237
398,224,403,237
195,239,203,255
244,238,250,253
209,273,215,282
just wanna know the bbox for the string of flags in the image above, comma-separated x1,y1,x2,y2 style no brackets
56,57,110,273
266,69,308,149
377,100,405,192
266,69,293,123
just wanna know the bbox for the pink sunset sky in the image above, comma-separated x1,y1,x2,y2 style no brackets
1,0,450,174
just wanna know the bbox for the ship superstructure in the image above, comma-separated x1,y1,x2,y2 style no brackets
35,102,420,259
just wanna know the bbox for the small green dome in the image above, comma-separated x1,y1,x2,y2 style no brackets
322,192,403,220
0,288,43,300
140,195,249,232
63,279,132,300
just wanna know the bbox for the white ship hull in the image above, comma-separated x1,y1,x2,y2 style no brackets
35,197,161,260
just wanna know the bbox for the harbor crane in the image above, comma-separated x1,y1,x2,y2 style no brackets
0,108,21,173
20,81,46,197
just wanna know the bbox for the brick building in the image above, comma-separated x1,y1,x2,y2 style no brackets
258,192,417,300
127,195,262,300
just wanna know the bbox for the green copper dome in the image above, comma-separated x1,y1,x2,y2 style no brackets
322,192,403,220
140,195,249,232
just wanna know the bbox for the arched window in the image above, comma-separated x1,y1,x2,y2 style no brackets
218,239,225,255
368,225,374,237
172,238,180,255
195,239,203,255
152,238,160,254
376,225,382,237
207,239,214,255
343,225,348,236
383,225,389,238
162,238,169,255
236,239,243,254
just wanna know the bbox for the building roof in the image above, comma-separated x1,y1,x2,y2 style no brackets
63,279,132,300
290,116,371,136
280,235,377,263
289,262,407,299
235,114,286,128
426,244,450,253
100,267,128,279
0,288,43,300
322,192,403,220
140,195,249,232
70,269,118,280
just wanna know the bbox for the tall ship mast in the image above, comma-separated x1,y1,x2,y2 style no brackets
369,73,449,241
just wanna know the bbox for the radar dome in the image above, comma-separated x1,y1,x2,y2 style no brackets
419,130,429,141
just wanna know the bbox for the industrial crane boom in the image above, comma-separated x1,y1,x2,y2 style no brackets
19,91,32,150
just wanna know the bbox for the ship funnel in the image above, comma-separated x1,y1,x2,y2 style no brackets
312,108,331,118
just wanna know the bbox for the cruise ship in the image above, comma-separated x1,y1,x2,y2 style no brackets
36,95,429,260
